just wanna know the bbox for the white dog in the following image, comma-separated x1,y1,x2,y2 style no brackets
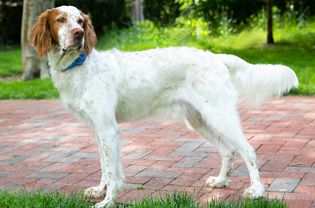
30,5,298,208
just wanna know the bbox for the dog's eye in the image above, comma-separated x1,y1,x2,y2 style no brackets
56,17,66,23
77,19,83,25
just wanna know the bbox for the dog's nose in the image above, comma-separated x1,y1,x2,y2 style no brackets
72,28,84,40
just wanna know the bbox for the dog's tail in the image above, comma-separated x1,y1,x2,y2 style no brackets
216,54,298,106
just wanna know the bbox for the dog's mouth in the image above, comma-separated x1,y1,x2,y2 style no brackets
62,43,83,54
57,42,84,66
61,38,84,54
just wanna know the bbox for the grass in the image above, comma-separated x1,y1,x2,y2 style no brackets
0,21,314,99
0,190,287,208
97,21,315,95
0,47,21,77
0,190,92,208
0,78,58,99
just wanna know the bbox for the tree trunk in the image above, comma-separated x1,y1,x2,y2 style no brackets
266,0,274,44
21,0,54,80
132,0,143,22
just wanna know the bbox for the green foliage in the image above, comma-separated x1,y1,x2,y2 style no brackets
176,0,265,31
97,20,202,51
0,190,92,208
118,192,199,208
248,6,307,31
0,47,21,77
98,20,315,96
117,192,287,208
0,0,131,45
135,185,145,190
55,0,131,34
1,16,315,99
0,190,287,208
175,1,312,36
0,0,23,44
0,78,59,99
143,0,180,25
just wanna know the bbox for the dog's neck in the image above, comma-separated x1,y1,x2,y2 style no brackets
47,47,84,72
47,47,87,90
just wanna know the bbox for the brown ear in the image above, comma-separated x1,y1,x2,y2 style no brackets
29,10,52,58
83,14,97,55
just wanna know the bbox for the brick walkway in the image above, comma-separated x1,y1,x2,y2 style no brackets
0,96,315,207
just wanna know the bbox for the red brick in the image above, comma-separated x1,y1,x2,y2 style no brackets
199,188,237,202
295,185,315,196
256,144,283,154
0,97,315,206
152,146,178,155
285,199,312,208
124,165,148,176
261,158,293,172
291,156,314,167
118,190,154,203
125,176,151,184
144,178,173,190
301,173,315,186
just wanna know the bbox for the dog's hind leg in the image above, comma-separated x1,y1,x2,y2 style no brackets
204,138,235,188
181,93,264,198
199,107,264,197
185,108,235,188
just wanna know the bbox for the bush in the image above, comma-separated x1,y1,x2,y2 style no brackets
0,0,23,45
55,0,131,33
0,0,131,45
143,0,181,25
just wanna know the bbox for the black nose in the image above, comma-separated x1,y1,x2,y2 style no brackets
72,28,84,40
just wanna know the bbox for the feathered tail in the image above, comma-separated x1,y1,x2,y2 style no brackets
215,54,299,106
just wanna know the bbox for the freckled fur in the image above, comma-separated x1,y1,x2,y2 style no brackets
30,6,298,208
30,6,96,58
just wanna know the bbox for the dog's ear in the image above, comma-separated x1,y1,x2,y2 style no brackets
29,10,52,58
82,13,97,56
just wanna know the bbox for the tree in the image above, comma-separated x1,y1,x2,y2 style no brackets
266,0,274,44
21,0,54,80
132,0,143,22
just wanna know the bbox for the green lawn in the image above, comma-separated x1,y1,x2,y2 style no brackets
0,47,21,77
0,21,314,99
97,22,315,96
0,190,92,208
0,190,287,208
0,78,58,99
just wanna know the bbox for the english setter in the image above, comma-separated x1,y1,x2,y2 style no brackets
30,6,298,208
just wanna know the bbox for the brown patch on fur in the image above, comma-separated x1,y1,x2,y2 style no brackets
82,13,97,55
30,8,96,58
29,10,52,58
47,9,63,45
29,9,62,58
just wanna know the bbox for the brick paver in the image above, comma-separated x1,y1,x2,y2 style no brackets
0,96,315,207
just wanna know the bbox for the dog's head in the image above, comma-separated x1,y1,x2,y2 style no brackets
30,6,96,58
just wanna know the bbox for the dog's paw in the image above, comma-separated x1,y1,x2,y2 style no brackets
84,186,106,199
243,183,265,198
206,176,230,188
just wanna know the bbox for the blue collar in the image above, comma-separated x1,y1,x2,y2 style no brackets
62,53,86,72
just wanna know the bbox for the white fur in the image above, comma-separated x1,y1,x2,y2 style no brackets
216,54,298,106
46,6,298,208
57,6,85,52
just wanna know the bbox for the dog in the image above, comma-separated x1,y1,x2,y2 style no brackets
30,5,298,208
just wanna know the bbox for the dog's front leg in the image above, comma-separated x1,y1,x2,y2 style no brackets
92,126,124,208
81,106,124,207
84,133,109,199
